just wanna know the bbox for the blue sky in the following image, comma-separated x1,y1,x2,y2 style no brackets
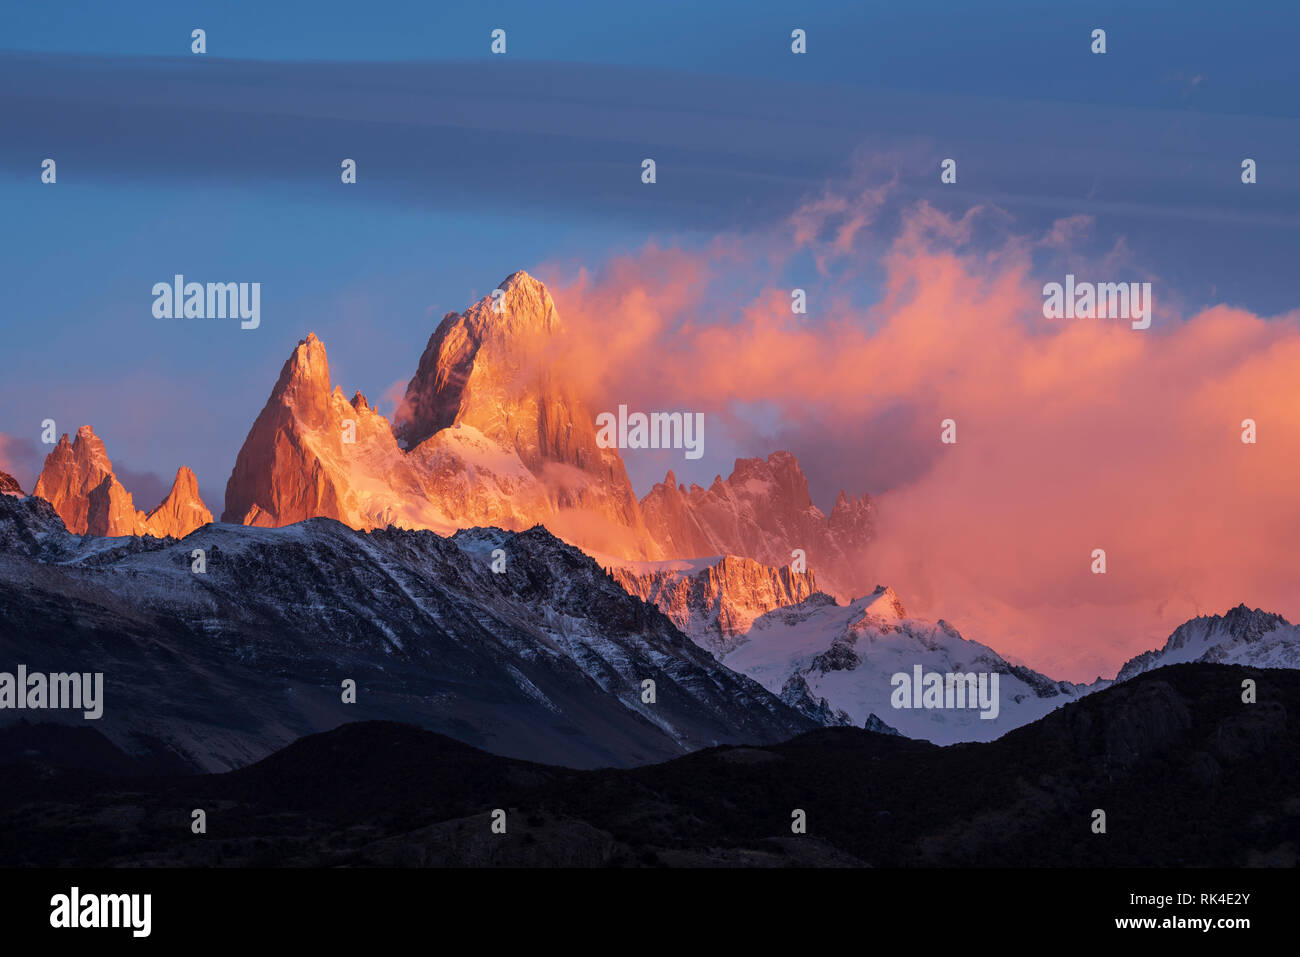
1,0,1297,510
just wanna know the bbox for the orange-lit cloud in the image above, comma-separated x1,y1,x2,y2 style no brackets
537,190,1300,681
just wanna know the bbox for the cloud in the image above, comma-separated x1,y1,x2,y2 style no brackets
6,51,1294,239
382,376,413,425
537,189,1300,682
2,51,1296,683
1040,213,1093,249
789,152,901,273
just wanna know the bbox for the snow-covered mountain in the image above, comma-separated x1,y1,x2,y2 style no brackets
221,271,876,591
0,491,814,772
717,586,1091,744
616,552,1300,744
610,557,1088,740
1116,605,1300,679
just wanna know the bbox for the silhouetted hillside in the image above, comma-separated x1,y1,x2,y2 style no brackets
0,663,1294,867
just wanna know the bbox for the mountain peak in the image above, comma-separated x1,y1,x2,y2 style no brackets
499,269,545,293
1114,602,1299,682
263,333,334,430
485,270,560,334
288,332,329,376
222,332,363,526
858,584,906,620
143,466,213,538
1222,602,1290,630
33,426,210,538
224,278,655,557
170,465,201,497
394,273,599,467
218,276,874,583
34,425,118,533
274,334,332,400
71,425,114,474
1176,604,1290,644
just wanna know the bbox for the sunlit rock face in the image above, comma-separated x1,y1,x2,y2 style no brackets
33,425,210,538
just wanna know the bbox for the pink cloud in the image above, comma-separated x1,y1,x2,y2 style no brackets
536,195,1300,681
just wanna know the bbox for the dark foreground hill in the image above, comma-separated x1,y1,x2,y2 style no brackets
0,663,1295,867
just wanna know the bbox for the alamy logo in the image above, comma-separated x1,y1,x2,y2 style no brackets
152,275,260,329
890,665,1000,720
0,666,103,719
1042,274,1152,330
50,887,151,938
595,405,704,460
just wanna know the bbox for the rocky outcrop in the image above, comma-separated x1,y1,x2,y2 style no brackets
224,277,660,558
863,713,903,736
143,467,214,538
222,333,377,527
611,554,825,657
779,673,853,727
32,425,210,538
394,271,656,555
33,426,127,534
395,271,562,450
221,329,567,537
640,453,873,597
0,470,22,497
222,272,875,581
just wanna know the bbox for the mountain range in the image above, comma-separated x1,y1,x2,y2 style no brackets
218,271,874,595
613,554,1300,742
611,565,1094,742
18,273,872,597
3,270,1297,771
3,479,1296,775
0,490,812,771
